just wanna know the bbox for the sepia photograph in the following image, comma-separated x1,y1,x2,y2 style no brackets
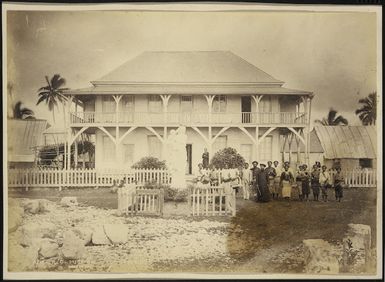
3,2,382,280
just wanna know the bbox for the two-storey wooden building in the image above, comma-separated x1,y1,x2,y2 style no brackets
63,51,313,174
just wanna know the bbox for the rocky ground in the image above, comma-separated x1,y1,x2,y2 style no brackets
7,187,378,274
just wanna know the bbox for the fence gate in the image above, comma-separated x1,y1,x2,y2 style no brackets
118,187,164,216
188,186,236,216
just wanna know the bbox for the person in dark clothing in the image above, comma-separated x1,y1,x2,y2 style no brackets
311,164,320,201
251,161,260,201
265,161,277,199
257,163,270,202
301,164,311,201
202,148,209,169
334,167,345,202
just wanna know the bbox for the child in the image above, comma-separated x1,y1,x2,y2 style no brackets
110,179,119,193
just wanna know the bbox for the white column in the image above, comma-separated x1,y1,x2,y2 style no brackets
204,95,215,157
255,126,259,161
74,136,78,168
160,95,171,159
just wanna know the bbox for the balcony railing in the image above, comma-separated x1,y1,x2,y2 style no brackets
70,111,307,125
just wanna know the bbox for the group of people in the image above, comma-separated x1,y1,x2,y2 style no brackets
195,160,346,203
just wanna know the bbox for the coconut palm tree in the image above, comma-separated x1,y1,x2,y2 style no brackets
315,108,348,126
13,101,35,119
36,74,69,124
355,92,376,125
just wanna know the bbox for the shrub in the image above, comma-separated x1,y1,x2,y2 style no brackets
210,147,246,169
132,156,167,169
164,187,188,202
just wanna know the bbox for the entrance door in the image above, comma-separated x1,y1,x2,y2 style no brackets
186,144,192,174
241,96,252,123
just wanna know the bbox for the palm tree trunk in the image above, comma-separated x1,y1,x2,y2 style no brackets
52,109,56,124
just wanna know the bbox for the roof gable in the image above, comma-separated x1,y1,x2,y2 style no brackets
94,51,283,85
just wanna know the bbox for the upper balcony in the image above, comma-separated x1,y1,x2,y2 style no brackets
70,111,308,126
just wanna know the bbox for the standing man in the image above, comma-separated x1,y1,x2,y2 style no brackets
251,161,261,201
202,148,209,169
273,161,282,199
265,161,276,199
319,165,331,202
242,163,252,200
311,164,321,201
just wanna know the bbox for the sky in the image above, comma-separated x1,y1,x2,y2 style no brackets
6,8,378,127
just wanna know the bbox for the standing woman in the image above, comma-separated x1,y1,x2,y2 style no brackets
310,164,321,201
334,167,345,202
280,165,294,200
295,165,304,201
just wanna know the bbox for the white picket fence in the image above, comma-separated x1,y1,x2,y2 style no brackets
188,186,236,216
8,168,171,189
329,169,377,188
117,186,164,216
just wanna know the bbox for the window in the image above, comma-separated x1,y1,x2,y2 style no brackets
102,96,115,112
180,96,193,112
240,144,253,164
123,144,135,165
121,95,134,111
212,136,227,153
103,136,115,162
259,96,272,112
148,95,162,113
148,135,162,159
213,95,227,113
359,158,372,168
120,96,135,122
259,136,272,162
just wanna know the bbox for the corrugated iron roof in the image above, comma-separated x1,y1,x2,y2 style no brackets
314,126,376,159
95,51,284,84
8,119,48,162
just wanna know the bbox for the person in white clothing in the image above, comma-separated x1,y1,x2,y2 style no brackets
242,163,252,200
319,165,331,202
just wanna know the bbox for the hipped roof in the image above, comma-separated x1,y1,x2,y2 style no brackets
314,126,377,159
64,51,312,96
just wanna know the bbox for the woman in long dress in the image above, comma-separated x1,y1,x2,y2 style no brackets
333,167,345,202
280,166,294,199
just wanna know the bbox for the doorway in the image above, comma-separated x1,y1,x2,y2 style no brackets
186,144,192,174
241,96,252,123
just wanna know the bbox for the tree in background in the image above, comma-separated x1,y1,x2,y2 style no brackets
36,74,69,124
315,108,348,126
132,156,167,169
355,92,376,125
13,101,35,120
210,147,246,169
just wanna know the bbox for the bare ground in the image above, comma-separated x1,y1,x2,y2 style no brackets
8,186,377,273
